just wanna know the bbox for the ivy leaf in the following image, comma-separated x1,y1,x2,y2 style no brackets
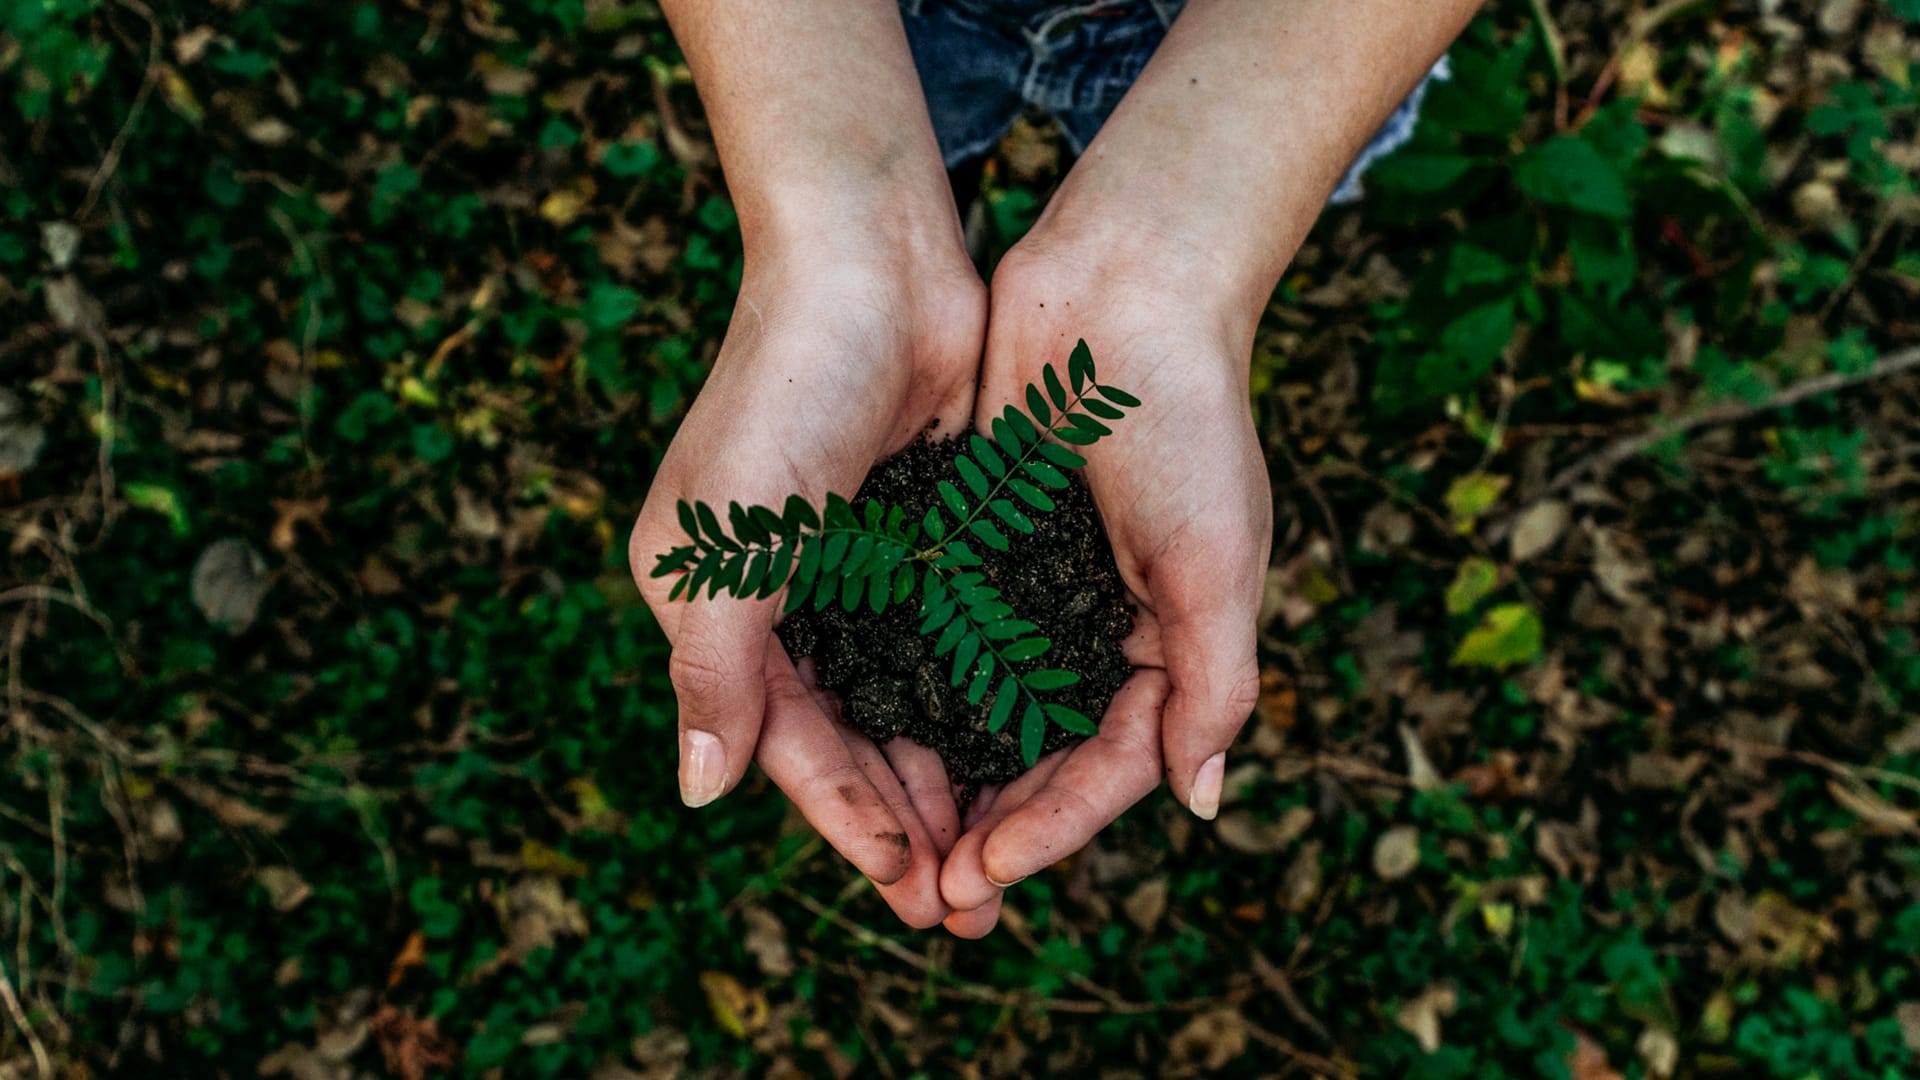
1514,136,1632,221
1445,557,1501,615
1445,473,1510,533
1452,604,1545,668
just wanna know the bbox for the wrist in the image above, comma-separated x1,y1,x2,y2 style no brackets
1021,174,1298,339
1005,202,1277,366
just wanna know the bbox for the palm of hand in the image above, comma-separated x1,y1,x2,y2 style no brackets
934,258,1272,935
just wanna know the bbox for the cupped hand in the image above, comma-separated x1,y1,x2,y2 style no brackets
630,241,984,928
939,235,1272,934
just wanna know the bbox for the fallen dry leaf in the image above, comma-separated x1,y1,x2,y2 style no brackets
1373,825,1422,881
1568,1030,1624,1080
373,1004,458,1080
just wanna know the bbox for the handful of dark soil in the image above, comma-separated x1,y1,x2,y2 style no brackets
777,432,1135,789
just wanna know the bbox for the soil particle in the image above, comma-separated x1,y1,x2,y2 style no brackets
778,431,1135,790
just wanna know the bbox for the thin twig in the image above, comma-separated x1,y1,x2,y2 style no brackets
1276,439,1352,594
0,953,53,1080
1525,0,1568,130
1710,735,1920,798
1244,1018,1358,1080
1542,344,1920,496
780,887,1215,1015
76,0,161,219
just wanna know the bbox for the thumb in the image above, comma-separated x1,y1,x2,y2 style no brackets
1156,566,1263,822
665,598,775,807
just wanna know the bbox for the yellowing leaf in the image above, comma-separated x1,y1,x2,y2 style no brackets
519,839,589,878
1452,604,1544,668
1480,901,1514,939
698,971,767,1039
1445,557,1501,614
538,177,597,225
1444,472,1508,533
159,65,203,124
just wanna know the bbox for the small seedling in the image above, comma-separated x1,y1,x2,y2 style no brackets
650,340,1139,765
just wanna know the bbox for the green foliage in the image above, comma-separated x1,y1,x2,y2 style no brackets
651,343,1130,764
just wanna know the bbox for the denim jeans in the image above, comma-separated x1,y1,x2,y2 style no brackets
899,0,1448,204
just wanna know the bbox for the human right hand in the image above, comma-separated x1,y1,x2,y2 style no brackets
629,234,985,928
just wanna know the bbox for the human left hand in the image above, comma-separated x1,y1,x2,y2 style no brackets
936,227,1273,937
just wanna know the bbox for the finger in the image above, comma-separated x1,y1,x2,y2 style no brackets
1157,582,1262,821
845,733,951,929
757,648,914,886
961,783,1002,832
942,893,1002,939
882,738,961,858
666,598,776,807
978,670,1170,887
939,751,1071,913
1121,608,1165,668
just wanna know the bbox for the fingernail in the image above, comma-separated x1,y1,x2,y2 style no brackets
680,729,726,808
986,872,1026,889
1189,751,1225,821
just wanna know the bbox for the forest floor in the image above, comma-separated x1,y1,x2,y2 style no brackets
3,0,1919,1077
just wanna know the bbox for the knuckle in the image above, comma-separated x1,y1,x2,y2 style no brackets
1222,662,1262,720
667,644,735,706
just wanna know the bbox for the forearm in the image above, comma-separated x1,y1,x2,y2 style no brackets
1031,0,1482,326
662,0,963,262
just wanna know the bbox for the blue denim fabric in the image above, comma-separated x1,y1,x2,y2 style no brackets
899,0,1448,205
